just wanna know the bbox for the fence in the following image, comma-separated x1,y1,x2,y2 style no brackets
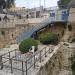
0,46,55,75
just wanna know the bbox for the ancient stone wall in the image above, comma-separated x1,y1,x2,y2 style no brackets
36,45,74,75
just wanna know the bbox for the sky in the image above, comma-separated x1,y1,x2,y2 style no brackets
15,0,59,8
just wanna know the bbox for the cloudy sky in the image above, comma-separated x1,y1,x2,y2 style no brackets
15,0,59,8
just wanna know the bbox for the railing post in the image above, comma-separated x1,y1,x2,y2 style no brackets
49,47,53,53
49,47,51,53
0,56,3,70
45,47,47,57
9,52,11,64
34,54,35,68
10,58,13,73
22,61,24,75
26,60,27,75
40,51,42,63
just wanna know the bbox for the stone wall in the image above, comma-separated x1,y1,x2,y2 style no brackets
69,8,75,23
36,45,74,75
68,8,75,38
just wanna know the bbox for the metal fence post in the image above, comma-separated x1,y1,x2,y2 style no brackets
26,60,27,75
40,51,42,63
0,56,3,70
45,47,47,57
10,58,13,73
22,61,24,75
49,47,52,53
49,47,51,53
34,54,35,68
9,52,11,64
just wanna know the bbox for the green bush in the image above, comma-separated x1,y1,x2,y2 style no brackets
39,33,59,45
19,38,38,53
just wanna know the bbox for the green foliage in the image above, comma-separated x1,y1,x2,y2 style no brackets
58,0,71,8
19,38,38,53
0,0,15,9
61,0,71,5
39,33,59,45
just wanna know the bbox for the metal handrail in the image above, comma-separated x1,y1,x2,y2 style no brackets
0,46,54,75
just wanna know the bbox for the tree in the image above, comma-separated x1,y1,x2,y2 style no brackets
0,0,6,9
6,0,15,8
58,0,71,9
39,33,59,45
19,38,38,53
0,0,15,9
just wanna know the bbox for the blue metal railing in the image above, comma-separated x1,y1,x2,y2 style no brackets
16,9,69,43
16,18,50,43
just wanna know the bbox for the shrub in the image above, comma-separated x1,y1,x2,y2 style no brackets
39,33,59,45
19,38,38,53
